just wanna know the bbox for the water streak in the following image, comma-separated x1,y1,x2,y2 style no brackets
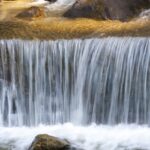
0,38,150,126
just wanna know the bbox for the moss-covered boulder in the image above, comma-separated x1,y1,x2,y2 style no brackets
29,134,70,150
64,0,150,21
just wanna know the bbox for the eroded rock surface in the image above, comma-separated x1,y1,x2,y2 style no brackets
29,134,70,150
16,6,45,19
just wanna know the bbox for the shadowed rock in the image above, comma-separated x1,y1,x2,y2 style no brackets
64,0,150,21
45,0,57,2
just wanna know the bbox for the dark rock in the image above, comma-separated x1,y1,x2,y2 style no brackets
64,0,105,19
45,0,57,3
103,0,150,20
16,6,45,19
64,0,150,21
29,134,70,150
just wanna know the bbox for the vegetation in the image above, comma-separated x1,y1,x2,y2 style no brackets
0,18,150,40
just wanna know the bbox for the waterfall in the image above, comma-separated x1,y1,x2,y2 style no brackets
0,37,150,127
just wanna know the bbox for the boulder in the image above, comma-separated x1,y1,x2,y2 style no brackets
16,6,45,19
64,0,150,21
64,0,105,19
29,134,70,150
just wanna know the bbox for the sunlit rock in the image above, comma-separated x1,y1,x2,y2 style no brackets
16,6,45,19
29,134,70,150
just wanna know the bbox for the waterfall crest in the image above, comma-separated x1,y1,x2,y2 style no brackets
0,38,150,126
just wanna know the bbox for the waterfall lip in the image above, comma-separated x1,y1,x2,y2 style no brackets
0,37,149,42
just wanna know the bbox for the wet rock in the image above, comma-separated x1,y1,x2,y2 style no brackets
29,134,70,150
64,0,150,21
16,6,45,19
45,0,57,2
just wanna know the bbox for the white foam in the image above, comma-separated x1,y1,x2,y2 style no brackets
45,0,75,14
29,0,75,14
0,124,150,150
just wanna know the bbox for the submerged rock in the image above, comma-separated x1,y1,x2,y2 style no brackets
29,134,70,150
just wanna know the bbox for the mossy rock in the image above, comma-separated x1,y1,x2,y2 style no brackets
29,134,70,150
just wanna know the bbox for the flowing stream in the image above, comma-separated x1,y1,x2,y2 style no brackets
0,37,150,150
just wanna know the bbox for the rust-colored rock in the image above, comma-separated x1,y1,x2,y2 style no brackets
16,6,45,19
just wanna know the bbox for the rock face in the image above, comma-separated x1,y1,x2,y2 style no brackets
16,6,45,19
64,0,104,19
64,0,150,20
29,134,70,150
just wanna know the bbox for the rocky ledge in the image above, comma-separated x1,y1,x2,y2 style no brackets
0,0,150,39
0,18,150,40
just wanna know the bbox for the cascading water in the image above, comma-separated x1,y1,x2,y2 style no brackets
0,37,150,150
0,37,150,127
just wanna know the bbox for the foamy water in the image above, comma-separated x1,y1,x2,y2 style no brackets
30,0,75,14
0,124,150,150
45,0,75,14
